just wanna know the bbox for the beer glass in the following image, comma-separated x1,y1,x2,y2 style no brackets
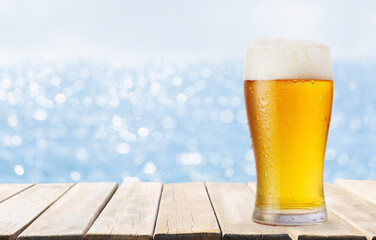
244,38,333,225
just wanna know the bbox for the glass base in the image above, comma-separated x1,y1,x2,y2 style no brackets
252,206,327,226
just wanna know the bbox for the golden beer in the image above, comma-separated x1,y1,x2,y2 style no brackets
244,38,333,225
244,79,333,209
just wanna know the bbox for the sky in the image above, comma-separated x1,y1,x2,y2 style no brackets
0,0,375,60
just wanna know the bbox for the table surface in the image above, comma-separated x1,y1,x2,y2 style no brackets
0,180,375,240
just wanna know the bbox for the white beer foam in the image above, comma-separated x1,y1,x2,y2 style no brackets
244,37,333,80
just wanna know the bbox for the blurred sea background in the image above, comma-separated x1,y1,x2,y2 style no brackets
0,0,375,183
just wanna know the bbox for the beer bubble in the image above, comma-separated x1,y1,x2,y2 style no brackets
311,80,315,84
244,37,333,81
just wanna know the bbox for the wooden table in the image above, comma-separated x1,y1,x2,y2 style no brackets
0,180,375,240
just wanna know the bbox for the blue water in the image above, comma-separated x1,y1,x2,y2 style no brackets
0,58,375,183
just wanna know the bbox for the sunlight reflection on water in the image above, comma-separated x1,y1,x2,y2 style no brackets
0,59,375,183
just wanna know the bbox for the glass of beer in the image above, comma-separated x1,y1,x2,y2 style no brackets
244,37,333,225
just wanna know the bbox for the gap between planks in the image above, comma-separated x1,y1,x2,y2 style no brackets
86,182,163,240
154,182,221,240
0,181,374,240
0,183,74,240
0,184,34,204
18,182,117,240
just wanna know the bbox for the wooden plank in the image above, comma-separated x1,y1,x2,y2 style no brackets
206,182,291,240
335,179,376,206
246,182,257,193
154,182,221,240
248,182,366,240
0,183,73,240
285,211,366,240
18,182,118,240
0,184,33,203
324,183,376,239
86,182,162,240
